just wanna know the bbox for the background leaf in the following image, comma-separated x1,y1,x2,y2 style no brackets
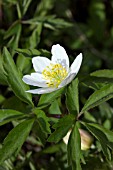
3,47,33,106
82,122,111,160
33,109,51,134
4,21,22,55
48,99,62,115
84,122,113,144
48,114,75,143
66,78,79,115
67,122,82,170
0,118,34,164
90,69,113,78
0,55,7,85
81,84,113,112
0,109,26,126
28,23,42,48
38,88,65,109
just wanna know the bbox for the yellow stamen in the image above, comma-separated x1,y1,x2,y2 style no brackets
42,63,68,87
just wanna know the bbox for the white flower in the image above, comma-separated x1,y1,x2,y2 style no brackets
22,44,83,94
63,129,93,150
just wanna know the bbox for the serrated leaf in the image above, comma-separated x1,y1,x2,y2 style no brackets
0,119,34,164
67,122,82,170
38,87,65,109
33,109,51,134
0,109,26,126
81,84,113,112
53,114,75,129
66,78,79,115
85,122,113,143
83,122,111,160
48,114,75,143
3,47,33,106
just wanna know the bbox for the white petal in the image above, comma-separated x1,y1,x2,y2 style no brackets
32,57,52,73
22,73,47,87
70,53,83,74
51,44,69,71
26,87,58,94
59,53,83,87
59,73,76,87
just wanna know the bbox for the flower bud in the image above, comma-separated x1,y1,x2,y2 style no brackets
63,129,93,150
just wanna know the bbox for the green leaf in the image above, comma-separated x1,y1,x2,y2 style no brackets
83,122,111,160
4,21,20,39
2,96,29,113
66,78,79,115
0,109,25,126
38,88,65,109
33,109,51,134
82,76,113,90
42,143,62,154
3,47,33,106
23,15,72,29
16,48,41,58
33,121,47,146
99,102,113,119
53,114,75,129
90,69,113,78
0,55,7,85
67,122,82,170
4,21,22,55
0,118,34,164
16,48,51,59
4,0,17,3
48,99,62,115
16,54,31,73
85,122,113,143
22,0,33,15
81,84,113,112
16,0,32,18
48,114,75,143
28,24,42,48
34,0,54,17
84,111,96,122
0,95,5,104
81,70,113,90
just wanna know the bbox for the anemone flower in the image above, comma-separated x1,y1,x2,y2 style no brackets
22,44,83,94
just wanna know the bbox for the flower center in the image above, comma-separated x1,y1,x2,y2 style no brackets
42,63,68,87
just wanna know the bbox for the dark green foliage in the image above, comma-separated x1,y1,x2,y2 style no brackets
1,0,113,169
67,122,82,170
